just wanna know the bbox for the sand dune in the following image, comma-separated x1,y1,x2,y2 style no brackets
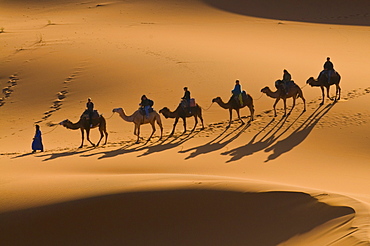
0,0,370,245
0,175,360,246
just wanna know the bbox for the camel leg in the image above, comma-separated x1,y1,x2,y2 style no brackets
86,128,95,147
301,93,306,112
136,124,141,143
283,99,287,117
288,97,295,116
336,84,341,101
273,98,280,117
228,108,233,127
198,110,205,129
103,129,108,145
326,86,333,101
236,109,245,125
320,86,325,105
170,117,179,136
96,129,104,146
248,105,254,122
147,122,156,142
182,117,187,133
157,118,163,140
191,116,198,132
153,114,163,140
79,128,84,148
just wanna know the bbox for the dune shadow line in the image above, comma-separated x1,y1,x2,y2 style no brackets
202,0,370,26
0,189,355,246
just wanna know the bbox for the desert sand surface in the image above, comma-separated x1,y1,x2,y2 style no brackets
1,0,370,245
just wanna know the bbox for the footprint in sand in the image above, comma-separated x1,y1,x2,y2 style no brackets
0,74,19,107
35,67,85,124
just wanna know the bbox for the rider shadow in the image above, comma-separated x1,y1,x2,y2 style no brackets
179,123,251,160
264,103,335,162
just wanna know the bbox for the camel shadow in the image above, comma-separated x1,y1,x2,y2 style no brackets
38,147,95,161
220,111,301,163
137,130,202,157
81,130,201,160
11,152,35,159
179,123,251,160
264,103,335,162
221,118,277,163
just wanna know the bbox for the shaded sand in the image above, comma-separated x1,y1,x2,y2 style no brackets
0,175,361,246
1,0,370,245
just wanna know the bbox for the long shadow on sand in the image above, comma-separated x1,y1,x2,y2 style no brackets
80,130,202,160
37,148,95,161
179,123,251,160
202,0,370,26
220,111,300,163
222,103,335,163
264,103,336,162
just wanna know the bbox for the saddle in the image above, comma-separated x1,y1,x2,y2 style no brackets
180,98,196,109
138,107,154,116
231,91,247,106
81,109,99,120
320,70,338,85
275,80,295,95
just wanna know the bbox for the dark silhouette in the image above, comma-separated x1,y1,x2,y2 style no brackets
32,125,44,153
212,92,254,127
306,71,341,105
60,114,108,148
159,103,205,136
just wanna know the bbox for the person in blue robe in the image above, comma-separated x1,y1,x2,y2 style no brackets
32,125,44,153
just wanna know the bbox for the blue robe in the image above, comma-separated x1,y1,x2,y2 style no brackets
32,130,43,151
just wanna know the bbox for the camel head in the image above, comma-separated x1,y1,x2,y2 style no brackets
158,107,170,118
59,119,71,127
212,97,221,103
306,77,315,85
260,86,269,93
112,107,123,113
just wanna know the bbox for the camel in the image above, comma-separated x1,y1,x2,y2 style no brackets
212,92,254,126
306,71,341,105
112,107,163,143
159,103,205,136
60,115,108,148
261,82,306,117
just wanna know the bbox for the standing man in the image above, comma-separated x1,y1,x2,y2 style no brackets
32,125,44,153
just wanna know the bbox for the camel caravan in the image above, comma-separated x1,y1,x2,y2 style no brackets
59,57,341,147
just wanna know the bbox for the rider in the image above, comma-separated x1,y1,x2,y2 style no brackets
282,69,292,95
231,80,243,106
86,98,94,127
323,57,334,83
139,95,154,118
181,87,191,112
